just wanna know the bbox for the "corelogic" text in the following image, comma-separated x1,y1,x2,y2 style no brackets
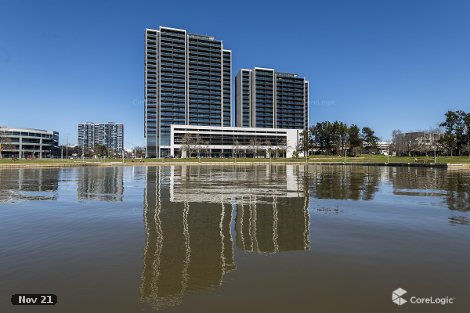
410,296,455,305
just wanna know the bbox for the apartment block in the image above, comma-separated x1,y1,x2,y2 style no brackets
235,68,309,130
144,26,232,157
77,122,124,152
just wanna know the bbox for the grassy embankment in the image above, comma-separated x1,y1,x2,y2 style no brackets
0,154,470,165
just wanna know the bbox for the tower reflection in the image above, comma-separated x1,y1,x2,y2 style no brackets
76,167,124,201
141,165,310,310
235,195,310,253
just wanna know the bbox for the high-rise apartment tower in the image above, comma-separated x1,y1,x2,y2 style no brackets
77,122,124,152
144,26,232,157
235,68,308,130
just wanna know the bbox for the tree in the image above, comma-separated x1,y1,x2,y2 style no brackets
458,111,470,157
454,110,467,156
348,124,362,156
310,122,333,154
263,139,272,158
361,127,379,154
94,144,109,158
194,135,209,157
440,111,460,156
275,138,288,158
133,146,146,158
309,121,378,156
297,129,311,157
333,121,349,155
233,140,243,158
249,138,262,158
439,133,457,156
181,133,196,158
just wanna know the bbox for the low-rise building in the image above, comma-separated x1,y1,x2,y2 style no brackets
0,127,59,159
377,141,391,155
169,125,300,158
392,131,442,156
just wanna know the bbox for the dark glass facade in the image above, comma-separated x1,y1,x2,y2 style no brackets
145,29,158,157
188,35,222,126
235,69,252,127
254,69,274,128
222,50,232,127
235,68,309,130
275,73,306,129
144,27,232,158
159,28,187,147
303,81,309,129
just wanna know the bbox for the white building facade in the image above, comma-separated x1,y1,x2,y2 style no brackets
168,125,300,158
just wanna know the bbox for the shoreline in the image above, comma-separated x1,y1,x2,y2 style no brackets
0,160,468,169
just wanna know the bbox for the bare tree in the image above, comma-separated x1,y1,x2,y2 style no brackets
391,130,406,156
181,133,196,158
194,135,209,158
249,138,263,158
263,139,272,158
233,140,242,158
273,138,288,158
133,146,146,158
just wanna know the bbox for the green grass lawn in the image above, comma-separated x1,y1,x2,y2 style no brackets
1,155,469,165
307,154,470,164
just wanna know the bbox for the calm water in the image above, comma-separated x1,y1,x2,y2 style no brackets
1,165,469,313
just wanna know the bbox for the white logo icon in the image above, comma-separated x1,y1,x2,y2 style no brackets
392,288,408,306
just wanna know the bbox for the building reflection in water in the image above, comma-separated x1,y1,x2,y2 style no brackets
305,165,470,213
0,168,59,202
307,165,382,201
76,167,124,201
387,167,470,212
235,195,310,253
140,165,310,310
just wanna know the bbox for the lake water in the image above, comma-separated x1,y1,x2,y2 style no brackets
1,165,469,313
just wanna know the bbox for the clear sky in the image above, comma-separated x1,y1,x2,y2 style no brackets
1,0,469,147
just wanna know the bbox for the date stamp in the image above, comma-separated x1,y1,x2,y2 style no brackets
11,294,57,305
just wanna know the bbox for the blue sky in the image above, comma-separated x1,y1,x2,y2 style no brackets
1,0,469,147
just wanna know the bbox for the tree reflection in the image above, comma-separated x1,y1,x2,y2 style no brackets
307,165,381,200
387,167,470,212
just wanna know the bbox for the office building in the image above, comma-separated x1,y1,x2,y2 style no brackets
77,122,124,152
0,127,59,159
235,68,309,130
170,125,300,158
392,131,442,156
144,26,232,157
